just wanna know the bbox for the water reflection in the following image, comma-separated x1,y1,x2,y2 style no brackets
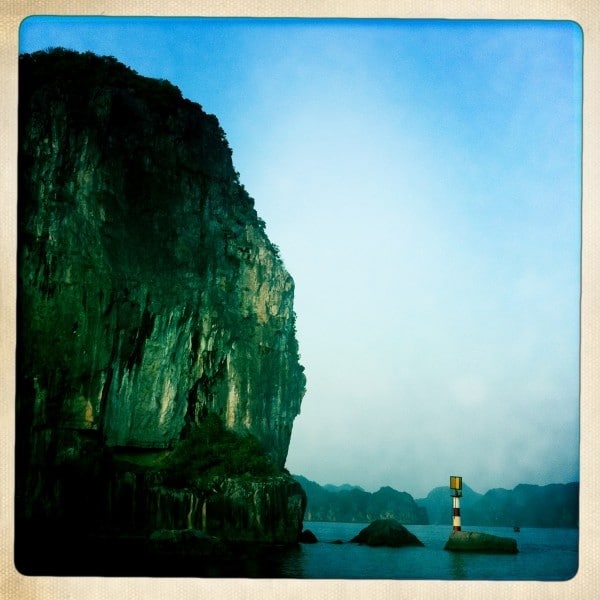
278,544,305,578
450,552,468,580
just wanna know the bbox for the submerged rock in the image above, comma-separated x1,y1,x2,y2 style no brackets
444,530,518,554
349,518,424,547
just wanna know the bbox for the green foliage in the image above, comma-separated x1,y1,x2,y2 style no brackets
164,413,277,487
18,47,226,147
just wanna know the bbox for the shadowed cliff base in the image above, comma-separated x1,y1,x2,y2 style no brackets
15,525,304,577
16,48,306,574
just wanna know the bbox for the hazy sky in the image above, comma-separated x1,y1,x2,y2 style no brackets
20,17,582,498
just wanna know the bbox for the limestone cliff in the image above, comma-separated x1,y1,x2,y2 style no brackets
294,476,428,524
16,49,306,571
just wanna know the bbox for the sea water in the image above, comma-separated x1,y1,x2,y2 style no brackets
277,523,579,581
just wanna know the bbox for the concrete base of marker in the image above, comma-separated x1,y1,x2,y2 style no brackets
444,530,518,554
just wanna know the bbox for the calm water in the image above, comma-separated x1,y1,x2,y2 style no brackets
277,523,579,580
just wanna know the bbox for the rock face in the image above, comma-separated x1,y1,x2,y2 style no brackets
350,519,424,547
16,49,306,571
444,531,518,554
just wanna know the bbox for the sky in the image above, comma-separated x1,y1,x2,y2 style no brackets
19,17,582,498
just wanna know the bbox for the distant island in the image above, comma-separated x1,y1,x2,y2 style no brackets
294,476,579,529
294,475,427,524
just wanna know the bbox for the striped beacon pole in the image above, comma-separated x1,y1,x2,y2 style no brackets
450,475,462,531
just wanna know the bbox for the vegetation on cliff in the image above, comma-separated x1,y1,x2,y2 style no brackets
163,413,279,486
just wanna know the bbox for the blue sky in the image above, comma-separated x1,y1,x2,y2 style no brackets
20,17,582,497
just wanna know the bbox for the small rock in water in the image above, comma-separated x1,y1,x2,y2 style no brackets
349,518,424,547
299,529,318,543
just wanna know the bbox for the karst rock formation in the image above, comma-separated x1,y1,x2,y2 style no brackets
16,49,307,573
